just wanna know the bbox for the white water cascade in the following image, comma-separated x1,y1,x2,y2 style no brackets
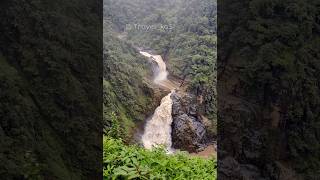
140,51,174,152
141,92,173,151
140,51,168,83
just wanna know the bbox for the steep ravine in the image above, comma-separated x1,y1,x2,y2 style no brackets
139,51,177,152
139,51,215,157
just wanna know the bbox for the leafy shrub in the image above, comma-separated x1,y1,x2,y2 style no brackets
103,137,217,180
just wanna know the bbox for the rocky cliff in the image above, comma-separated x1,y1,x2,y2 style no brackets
171,92,211,152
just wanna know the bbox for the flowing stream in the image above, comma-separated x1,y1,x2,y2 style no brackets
141,92,173,151
139,51,168,84
139,51,216,157
140,51,174,152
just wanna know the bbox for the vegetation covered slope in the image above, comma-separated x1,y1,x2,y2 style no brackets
104,1,217,179
104,137,217,180
0,0,101,179
105,0,217,133
218,0,320,179
103,18,159,140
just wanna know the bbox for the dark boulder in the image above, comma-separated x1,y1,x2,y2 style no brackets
171,92,208,152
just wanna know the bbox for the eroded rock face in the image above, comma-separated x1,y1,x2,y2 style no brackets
171,92,208,152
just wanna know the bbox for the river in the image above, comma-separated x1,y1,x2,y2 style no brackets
139,51,216,157
139,51,176,152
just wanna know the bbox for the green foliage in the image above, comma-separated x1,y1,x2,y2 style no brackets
220,0,320,177
0,0,102,178
103,137,217,180
104,0,218,132
244,0,320,176
104,111,123,139
103,25,157,141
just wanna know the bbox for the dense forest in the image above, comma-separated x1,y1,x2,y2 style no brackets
103,25,158,141
1,0,318,179
218,0,320,179
0,0,102,179
104,0,217,179
104,0,217,140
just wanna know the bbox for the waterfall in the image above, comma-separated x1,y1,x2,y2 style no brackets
141,92,173,151
139,51,168,84
140,51,174,152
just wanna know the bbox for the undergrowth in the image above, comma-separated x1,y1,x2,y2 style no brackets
103,137,217,180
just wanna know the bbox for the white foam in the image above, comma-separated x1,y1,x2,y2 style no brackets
141,92,173,151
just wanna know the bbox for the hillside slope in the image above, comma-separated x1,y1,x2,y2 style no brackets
103,17,161,141
218,0,320,179
105,0,217,135
0,0,102,179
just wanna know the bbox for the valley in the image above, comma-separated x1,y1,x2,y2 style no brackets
103,0,217,179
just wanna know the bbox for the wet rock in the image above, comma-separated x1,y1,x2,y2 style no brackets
189,106,197,117
171,92,208,152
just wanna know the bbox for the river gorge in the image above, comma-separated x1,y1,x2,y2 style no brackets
139,51,215,157
139,51,176,152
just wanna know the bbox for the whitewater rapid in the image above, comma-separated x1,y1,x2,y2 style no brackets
140,51,168,83
141,92,173,151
